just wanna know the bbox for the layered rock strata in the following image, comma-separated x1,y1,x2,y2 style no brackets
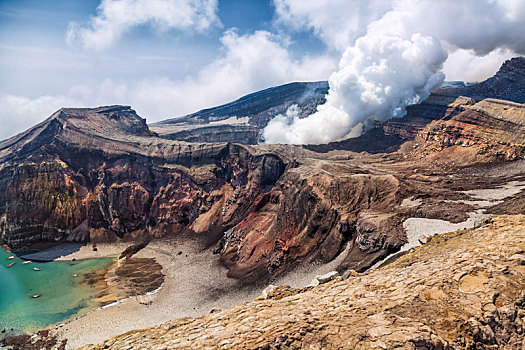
0,106,285,253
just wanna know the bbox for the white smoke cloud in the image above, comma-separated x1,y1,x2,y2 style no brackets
273,0,392,51
264,33,446,144
263,104,301,143
67,0,221,50
264,0,525,144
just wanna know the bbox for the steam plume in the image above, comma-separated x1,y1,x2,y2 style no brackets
264,0,525,144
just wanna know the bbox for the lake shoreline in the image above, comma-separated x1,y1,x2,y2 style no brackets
48,238,259,349
3,234,353,349
18,243,86,262
0,246,114,341
48,235,350,349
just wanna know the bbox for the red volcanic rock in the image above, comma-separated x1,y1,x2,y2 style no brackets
417,98,525,165
216,161,406,279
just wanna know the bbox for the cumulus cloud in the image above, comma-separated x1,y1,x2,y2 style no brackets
86,30,335,119
273,0,525,56
67,0,221,50
264,0,525,144
393,0,525,56
442,48,517,82
273,0,392,51
273,0,524,82
1,30,336,140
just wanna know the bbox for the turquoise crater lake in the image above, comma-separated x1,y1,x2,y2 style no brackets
0,246,113,338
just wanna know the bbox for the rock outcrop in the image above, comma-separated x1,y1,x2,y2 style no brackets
416,98,525,165
81,215,525,350
0,106,285,252
215,160,406,279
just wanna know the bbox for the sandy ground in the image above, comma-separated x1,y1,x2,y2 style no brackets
401,210,487,252
52,238,256,349
370,210,488,270
463,180,525,202
51,236,348,349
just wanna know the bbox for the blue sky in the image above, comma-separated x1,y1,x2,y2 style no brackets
0,0,520,140
0,0,320,95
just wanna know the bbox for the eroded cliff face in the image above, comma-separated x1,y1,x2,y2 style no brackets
0,106,285,252
416,98,525,166
210,58,525,279
215,160,406,279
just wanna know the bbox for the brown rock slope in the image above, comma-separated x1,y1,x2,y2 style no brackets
215,157,407,279
417,98,525,166
0,106,285,252
82,215,525,350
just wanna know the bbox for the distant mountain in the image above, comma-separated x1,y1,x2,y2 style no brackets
151,57,525,145
150,81,328,144
443,57,525,103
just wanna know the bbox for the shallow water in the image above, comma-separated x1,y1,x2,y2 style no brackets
0,247,113,337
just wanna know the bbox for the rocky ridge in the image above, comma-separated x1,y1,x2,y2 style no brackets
443,57,525,104
151,57,525,147
151,81,328,144
417,98,525,165
0,106,285,254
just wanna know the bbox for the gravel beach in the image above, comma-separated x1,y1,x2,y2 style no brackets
50,236,348,349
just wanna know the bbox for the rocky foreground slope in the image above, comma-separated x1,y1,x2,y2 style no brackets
82,215,525,349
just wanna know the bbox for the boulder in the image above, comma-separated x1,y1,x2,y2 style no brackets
262,285,277,299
